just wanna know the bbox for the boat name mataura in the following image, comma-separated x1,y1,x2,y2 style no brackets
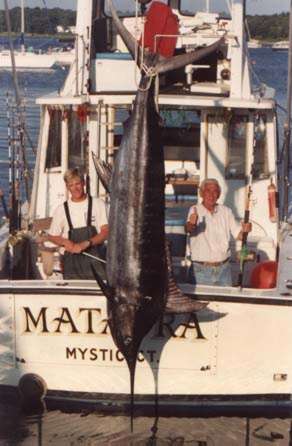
22,306,205,340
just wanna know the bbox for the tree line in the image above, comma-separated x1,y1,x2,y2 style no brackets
0,7,76,35
247,13,289,41
0,7,289,41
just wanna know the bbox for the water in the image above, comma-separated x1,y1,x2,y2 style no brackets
0,44,291,444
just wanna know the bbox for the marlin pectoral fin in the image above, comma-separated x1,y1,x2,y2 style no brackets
108,0,225,76
91,152,112,193
164,241,208,314
165,274,208,314
165,294,208,314
90,265,112,300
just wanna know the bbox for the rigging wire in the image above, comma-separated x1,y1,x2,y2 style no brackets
4,0,33,229
4,0,22,107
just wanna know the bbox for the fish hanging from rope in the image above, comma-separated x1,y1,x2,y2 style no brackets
92,0,225,430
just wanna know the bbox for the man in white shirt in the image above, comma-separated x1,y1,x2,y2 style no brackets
186,178,251,286
42,168,108,280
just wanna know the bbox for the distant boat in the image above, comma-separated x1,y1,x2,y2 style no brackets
49,47,75,67
272,40,289,51
0,49,56,70
247,39,261,49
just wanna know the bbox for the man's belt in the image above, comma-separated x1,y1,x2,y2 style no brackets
193,257,230,267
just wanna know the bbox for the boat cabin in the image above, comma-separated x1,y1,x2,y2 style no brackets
14,0,279,288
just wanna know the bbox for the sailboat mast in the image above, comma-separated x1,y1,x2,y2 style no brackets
20,0,25,53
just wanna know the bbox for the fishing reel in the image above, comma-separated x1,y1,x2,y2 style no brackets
236,248,256,263
7,231,27,247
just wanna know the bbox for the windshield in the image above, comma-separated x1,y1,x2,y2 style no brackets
179,0,230,16
105,1,170,17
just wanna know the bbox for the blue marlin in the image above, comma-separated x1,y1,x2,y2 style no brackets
93,0,225,424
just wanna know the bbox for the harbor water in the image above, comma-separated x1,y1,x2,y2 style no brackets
0,41,292,444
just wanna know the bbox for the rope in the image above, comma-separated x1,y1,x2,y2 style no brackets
134,0,143,88
133,0,159,92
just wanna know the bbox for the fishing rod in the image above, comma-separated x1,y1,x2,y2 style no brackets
15,114,21,230
0,190,9,219
6,93,19,233
237,112,259,288
18,100,31,202
237,185,252,288
35,242,107,265
82,251,106,264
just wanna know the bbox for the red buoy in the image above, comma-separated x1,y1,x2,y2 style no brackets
249,261,278,289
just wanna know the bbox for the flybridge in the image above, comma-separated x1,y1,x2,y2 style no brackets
65,0,249,99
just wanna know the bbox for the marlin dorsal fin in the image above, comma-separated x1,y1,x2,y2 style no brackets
91,152,112,194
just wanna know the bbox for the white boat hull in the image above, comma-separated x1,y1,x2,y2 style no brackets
52,51,74,66
1,282,292,407
0,52,55,69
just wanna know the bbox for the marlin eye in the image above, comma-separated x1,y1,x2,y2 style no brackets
123,336,132,346
144,296,152,301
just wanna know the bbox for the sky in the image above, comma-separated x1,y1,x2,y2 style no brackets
0,0,290,16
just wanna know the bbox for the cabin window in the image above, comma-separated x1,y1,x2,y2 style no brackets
68,108,86,170
225,115,248,179
179,0,228,15
45,109,62,169
253,115,268,179
160,108,200,128
105,1,170,16
161,109,200,163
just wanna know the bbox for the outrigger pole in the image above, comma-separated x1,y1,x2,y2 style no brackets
283,0,292,221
